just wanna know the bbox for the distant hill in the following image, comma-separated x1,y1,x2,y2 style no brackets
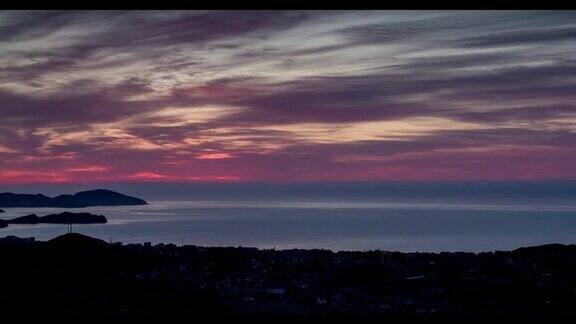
7,212,107,225
0,189,147,208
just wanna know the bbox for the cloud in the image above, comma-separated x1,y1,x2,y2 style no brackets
196,153,233,160
66,166,108,172
1,11,575,182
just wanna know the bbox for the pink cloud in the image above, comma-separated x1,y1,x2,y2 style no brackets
126,171,245,182
196,153,233,160
0,170,69,183
66,166,108,172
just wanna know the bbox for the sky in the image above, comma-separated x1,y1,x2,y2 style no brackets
1,10,576,184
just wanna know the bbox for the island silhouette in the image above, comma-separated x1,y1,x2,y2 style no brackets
6,212,107,225
0,189,147,208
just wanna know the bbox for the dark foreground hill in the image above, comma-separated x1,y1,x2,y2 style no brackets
1,234,576,322
0,189,147,208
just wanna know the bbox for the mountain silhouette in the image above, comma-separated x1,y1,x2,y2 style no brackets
7,212,107,225
0,189,147,208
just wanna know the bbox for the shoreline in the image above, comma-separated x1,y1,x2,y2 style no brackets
3,196,576,253
2,233,574,254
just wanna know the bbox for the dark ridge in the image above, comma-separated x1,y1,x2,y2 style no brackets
6,214,41,224
6,212,107,225
40,212,107,224
512,243,576,255
48,233,108,249
0,189,147,208
0,219,6,228
3,235,576,321
0,209,5,213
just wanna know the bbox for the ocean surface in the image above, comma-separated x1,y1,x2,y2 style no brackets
1,182,576,252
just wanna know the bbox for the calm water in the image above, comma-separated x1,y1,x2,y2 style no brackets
1,182,576,252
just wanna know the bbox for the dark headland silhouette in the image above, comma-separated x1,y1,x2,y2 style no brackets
6,212,107,225
0,189,147,208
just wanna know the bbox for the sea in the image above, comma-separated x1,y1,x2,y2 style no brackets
1,181,576,252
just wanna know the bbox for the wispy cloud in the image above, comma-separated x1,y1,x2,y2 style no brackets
1,10,575,182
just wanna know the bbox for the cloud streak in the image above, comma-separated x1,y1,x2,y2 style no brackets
0,10,575,183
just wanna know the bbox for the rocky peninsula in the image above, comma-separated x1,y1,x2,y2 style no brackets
0,189,147,208
6,212,107,225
